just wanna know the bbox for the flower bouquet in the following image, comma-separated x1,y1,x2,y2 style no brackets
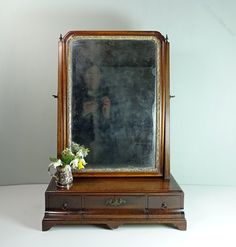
48,142,90,188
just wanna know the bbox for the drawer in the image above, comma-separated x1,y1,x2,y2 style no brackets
47,195,82,210
148,195,182,209
84,195,146,209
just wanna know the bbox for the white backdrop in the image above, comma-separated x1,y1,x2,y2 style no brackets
0,0,235,185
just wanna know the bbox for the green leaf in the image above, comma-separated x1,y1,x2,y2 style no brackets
61,148,75,164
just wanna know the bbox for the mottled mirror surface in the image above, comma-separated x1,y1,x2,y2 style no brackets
68,36,160,171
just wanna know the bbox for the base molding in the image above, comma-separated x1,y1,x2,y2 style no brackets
42,214,186,231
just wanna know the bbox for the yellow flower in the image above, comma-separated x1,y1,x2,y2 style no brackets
78,158,87,169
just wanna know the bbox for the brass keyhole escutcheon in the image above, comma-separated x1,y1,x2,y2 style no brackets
105,198,127,207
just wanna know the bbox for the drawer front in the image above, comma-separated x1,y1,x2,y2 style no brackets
148,195,182,209
84,195,146,209
47,196,82,210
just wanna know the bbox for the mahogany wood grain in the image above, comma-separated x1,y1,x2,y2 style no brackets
164,39,171,178
42,175,186,231
43,30,187,231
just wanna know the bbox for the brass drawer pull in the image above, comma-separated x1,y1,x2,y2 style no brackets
105,198,127,207
62,202,68,210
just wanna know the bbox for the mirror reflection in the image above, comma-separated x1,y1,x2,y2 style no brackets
68,38,160,170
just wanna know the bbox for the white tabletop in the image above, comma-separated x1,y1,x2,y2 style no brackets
0,184,235,247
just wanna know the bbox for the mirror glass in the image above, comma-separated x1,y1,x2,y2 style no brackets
67,36,161,171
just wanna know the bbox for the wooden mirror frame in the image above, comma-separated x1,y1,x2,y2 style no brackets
57,31,170,178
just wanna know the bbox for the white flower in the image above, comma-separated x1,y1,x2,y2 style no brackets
48,159,63,174
76,148,89,158
76,150,84,158
70,158,79,169
64,164,72,172
82,149,89,157
50,159,62,168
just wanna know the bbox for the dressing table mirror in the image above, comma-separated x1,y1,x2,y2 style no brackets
42,31,186,230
